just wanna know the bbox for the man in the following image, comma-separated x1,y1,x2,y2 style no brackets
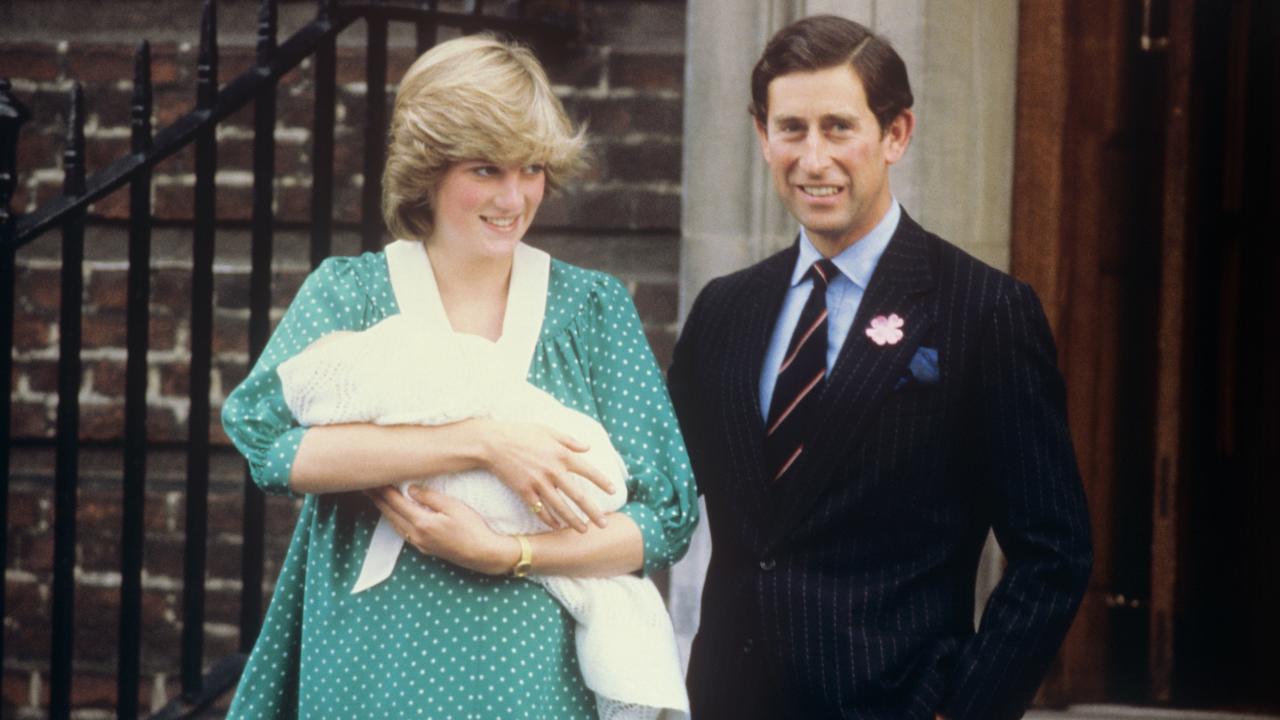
669,15,1092,720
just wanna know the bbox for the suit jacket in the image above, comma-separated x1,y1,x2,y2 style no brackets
669,212,1092,720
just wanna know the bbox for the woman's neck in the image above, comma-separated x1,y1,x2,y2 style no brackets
424,242,513,341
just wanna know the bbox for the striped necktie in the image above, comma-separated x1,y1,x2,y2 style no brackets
765,258,838,482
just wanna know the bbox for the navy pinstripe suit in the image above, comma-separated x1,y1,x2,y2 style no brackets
669,213,1092,720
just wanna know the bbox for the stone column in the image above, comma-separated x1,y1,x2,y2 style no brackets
671,0,1019,668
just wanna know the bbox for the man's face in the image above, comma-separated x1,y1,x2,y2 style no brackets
755,64,913,254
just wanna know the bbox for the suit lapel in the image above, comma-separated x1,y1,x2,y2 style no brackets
721,243,797,533
767,214,937,549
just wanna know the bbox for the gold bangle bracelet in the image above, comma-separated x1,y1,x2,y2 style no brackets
512,535,533,578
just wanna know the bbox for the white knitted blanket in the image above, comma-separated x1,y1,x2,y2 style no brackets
277,314,688,720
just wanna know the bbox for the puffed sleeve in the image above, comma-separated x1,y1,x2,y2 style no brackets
220,256,376,495
583,275,699,575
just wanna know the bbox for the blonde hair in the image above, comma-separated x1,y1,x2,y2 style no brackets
381,34,587,242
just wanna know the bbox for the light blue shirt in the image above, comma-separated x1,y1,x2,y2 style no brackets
759,199,901,421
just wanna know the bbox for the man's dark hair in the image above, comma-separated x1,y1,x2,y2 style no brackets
750,15,914,133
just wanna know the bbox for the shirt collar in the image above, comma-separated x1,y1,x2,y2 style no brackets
791,198,901,289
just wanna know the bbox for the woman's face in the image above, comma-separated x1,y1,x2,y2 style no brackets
429,160,547,260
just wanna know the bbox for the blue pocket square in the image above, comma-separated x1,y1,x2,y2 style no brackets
894,346,940,389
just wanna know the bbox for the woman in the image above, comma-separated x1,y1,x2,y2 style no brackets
221,35,698,719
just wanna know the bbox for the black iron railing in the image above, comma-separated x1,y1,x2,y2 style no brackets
0,1,575,718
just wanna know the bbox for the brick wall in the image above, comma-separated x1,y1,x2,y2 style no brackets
2,1,685,715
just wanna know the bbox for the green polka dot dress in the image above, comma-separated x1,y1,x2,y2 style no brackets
220,251,699,719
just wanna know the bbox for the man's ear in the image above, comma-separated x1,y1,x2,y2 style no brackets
882,109,915,165
754,117,773,163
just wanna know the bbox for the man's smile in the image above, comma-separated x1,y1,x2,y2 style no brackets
798,185,844,198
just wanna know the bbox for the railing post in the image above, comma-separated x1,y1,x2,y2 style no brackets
116,41,153,720
183,0,219,700
0,77,31,684
0,80,26,218
241,0,278,651
362,10,388,252
416,1,440,54
311,0,337,268
50,81,86,720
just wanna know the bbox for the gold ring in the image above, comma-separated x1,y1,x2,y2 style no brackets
529,501,544,514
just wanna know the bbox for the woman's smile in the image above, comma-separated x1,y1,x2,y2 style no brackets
481,214,519,230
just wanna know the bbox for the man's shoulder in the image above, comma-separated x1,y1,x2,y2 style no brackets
903,215,1027,301
695,245,795,302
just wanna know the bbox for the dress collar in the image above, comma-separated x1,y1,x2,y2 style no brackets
384,239,550,380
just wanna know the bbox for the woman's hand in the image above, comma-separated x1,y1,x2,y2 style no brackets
473,418,615,533
366,485,520,575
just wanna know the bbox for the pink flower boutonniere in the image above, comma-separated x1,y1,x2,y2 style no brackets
866,313,905,346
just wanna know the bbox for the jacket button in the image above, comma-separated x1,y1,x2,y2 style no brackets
759,558,776,571
742,638,755,654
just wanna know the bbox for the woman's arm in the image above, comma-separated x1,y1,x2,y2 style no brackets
368,485,643,576
289,420,487,493
523,513,642,576
584,275,700,576
221,257,371,496
292,418,614,531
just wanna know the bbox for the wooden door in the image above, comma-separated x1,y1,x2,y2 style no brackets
1153,0,1280,710
1013,0,1280,710
1012,0,1168,703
